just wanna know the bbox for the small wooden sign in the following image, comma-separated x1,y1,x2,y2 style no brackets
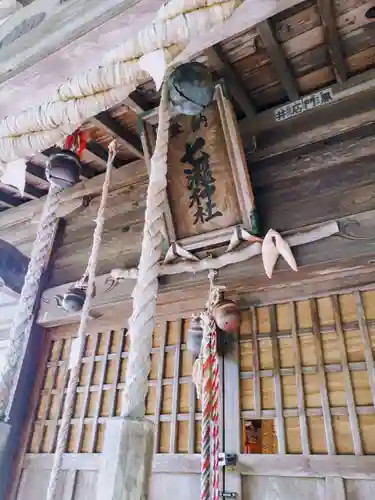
274,87,334,122
166,85,255,250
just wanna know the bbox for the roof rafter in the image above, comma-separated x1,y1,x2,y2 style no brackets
206,45,257,118
317,0,347,84
257,20,299,102
91,112,144,159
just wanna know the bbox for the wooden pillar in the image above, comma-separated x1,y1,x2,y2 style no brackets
223,333,242,499
97,418,154,500
0,422,11,491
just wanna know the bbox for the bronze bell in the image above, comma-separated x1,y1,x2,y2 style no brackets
212,294,240,334
46,150,82,189
55,287,86,313
187,316,204,357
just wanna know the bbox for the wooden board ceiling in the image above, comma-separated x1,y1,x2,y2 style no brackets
0,0,374,212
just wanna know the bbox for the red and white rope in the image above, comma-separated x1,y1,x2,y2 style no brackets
200,309,220,500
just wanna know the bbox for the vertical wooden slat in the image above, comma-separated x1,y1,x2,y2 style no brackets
169,319,182,453
49,337,73,453
355,291,375,407
332,295,363,456
325,477,346,500
89,330,112,452
108,328,125,418
269,305,285,454
310,298,336,455
154,321,167,453
290,301,310,455
188,370,196,454
62,470,77,500
75,333,98,453
35,339,64,453
251,307,261,418
224,330,242,499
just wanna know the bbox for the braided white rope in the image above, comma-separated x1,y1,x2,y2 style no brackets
46,142,117,500
0,0,242,167
121,83,170,419
0,184,62,421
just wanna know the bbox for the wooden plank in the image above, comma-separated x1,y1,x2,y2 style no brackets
257,20,299,101
269,305,285,455
355,291,375,407
75,333,98,453
325,477,346,500
108,329,125,418
331,295,363,456
239,70,375,150
8,333,52,500
91,112,144,159
35,339,64,453
290,301,310,455
169,320,182,454
187,368,196,454
154,321,167,453
317,0,347,84
62,470,77,500
89,331,112,452
22,452,375,479
310,298,336,455
224,328,242,499
206,45,256,117
251,307,261,418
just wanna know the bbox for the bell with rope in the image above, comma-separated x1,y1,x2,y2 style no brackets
167,62,215,116
212,291,241,334
55,286,86,313
45,131,85,189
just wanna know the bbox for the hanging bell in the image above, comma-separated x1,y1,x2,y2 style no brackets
187,316,204,357
46,150,82,189
212,294,241,334
167,62,215,116
55,287,86,313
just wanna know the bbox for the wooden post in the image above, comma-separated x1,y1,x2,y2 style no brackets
0,422,10,497
223,333,242,499
97,417,154,500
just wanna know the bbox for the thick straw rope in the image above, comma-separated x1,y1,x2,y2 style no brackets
0,184,62,421
0,0,242,167
46,141,117,500
121,83,170,419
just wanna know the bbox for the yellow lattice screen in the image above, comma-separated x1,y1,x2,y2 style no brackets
28,288,375,457
240,290,375,455
28,320,200,455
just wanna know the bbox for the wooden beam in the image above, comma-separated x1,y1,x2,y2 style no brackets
257,20,299,101
23,183,48,200
0,0,307,120
85,140,123,169
0,190,23,207
240,69,375,154
206,45,256,117
317,0,347,84
25,161,48,183
91,112,144,159
22,452,375,479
